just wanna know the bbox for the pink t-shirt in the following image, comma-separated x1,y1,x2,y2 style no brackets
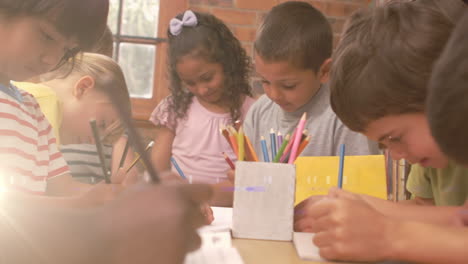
150,96,255,184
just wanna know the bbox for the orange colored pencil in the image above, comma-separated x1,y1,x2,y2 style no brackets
297,135,310,157
244,134,259,162
228,128,239,157
220,125,233,150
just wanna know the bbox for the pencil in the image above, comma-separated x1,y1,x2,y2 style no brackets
337,144,345,188
296,135,310,157
170,156,187,179
237,126,245,161
289,112,307,164
125,141,154,174
279,128,297,162
244,135,259,162
90,119,111,183
273,134,290,162
260,136,270,162
227,127,239,157
277,132,283,149
222,152,235,169
118,137,130,168
220,124,232,148
270,128,277,161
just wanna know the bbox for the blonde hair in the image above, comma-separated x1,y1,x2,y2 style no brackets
44,52,131,143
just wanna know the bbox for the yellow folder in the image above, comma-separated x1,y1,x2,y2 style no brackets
294,155,387,205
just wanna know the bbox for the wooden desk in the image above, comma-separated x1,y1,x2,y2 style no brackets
233,238,348,264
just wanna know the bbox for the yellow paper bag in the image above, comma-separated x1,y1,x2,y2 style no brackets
294,155,387,205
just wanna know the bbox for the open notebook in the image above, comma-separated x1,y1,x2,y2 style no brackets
185,207,244,264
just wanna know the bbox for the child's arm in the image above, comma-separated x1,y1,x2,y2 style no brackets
297,191,468,263
0,183,212,264
151,126,174,172
295,189,459,228
210,179,234,207
46,174,92,196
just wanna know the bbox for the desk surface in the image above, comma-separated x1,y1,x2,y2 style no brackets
233,238,350,264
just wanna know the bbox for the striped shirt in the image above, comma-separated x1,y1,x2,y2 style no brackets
60,144,113,184
0,84,69,194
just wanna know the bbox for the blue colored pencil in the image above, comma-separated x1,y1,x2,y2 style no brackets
170,157,187,179
337,144,345,188
270,128,277,161
260,136,270,162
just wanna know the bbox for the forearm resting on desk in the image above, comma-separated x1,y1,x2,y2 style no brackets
362,195,460,226
389,220,468,264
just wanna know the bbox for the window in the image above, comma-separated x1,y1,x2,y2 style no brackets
108,0,187,121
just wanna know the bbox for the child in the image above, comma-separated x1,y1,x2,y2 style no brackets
40,52,133,184
0,0,108,194
324,0,467,211
244,1,379,163
427,11,468,166
0,1,213,262
295,3,468,263
150,10,255,206
15,28,137,188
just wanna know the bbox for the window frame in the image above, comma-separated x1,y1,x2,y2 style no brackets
112,0,187,121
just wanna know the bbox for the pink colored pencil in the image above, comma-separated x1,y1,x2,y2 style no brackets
279,128,297,162
288,112,307,164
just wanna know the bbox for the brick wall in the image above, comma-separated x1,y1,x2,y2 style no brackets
188,0,370,95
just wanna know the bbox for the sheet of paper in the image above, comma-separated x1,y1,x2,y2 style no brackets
199,206,232,233
293,232,325,262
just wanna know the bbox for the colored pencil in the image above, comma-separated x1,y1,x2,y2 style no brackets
274,134,290,162
296,135,311,157
279,128,297,162
125,141,154,174
227,128,239,157
222,152,235,169
238,126,245,161
270,128,277,161
89,119,111,183
260,136,270,162
277,132,283,148
337,144,345,188
220,124,232,148
170,156,187,179
244,135,259,162
118,137,130,168
288,112,307,164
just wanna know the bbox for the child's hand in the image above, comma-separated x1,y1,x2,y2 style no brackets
294,195,326,232
201,203,214,224
303,196,394,262
227,169,235,183
80,182,124,206
96,183,213,263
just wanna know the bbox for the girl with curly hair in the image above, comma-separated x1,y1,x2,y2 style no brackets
150,10,255,206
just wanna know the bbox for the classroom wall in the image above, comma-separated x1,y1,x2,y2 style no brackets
188,0,369,95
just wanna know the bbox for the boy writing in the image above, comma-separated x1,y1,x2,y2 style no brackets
295,3,468,263
244,1,378,163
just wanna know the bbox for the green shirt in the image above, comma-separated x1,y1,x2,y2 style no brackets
406,161,468,206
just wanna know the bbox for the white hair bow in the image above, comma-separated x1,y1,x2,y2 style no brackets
169,10,198,36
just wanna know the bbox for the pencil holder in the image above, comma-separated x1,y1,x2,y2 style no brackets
232,161,296,241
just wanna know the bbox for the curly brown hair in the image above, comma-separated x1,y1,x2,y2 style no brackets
167,11,252,123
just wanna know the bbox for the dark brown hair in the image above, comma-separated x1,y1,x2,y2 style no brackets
254,1,332,72
330,2,454,132
167,11,252,122
428,11,468,164
0,0,109,60
91,26,114,58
